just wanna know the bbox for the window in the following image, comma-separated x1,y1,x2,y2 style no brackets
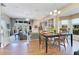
72,18,79,35
61,20,69,25
72,18,79,25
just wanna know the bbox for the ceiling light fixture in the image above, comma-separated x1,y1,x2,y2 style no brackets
50,12,53,15
54,10,57,13
49,10,61,16
58,11,61,14
53,10,61,16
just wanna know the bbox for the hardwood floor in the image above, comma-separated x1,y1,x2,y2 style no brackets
0,39,76,55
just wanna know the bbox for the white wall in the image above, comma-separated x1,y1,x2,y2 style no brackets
32,20,40,33
0,13,11,48
0,4,1,16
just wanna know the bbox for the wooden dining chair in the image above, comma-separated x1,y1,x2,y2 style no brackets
38,25,45,48
39,31,53,49
53,35,66,50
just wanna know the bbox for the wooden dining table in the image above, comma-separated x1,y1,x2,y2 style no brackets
39,32,73,53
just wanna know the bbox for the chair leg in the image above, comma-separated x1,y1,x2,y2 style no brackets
66,39,69,44
58,41,61,51
63,41,66,51
53,39,57,47
66,37,69,44
39,35,42,48
42,40,45,49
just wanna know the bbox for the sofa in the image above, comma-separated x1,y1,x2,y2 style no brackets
74,50,79,55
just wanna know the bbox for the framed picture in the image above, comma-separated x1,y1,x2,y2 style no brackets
34,25,38,28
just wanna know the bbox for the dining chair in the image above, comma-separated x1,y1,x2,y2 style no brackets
39,31,53,49
53,35,66,50
40,33,45,48
38,26,45,48
59,28,69,44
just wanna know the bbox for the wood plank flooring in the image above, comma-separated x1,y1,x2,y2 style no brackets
0,39,76,55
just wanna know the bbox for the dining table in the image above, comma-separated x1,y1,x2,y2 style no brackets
39,32,73,53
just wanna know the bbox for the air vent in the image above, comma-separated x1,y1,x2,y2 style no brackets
1,3,6,7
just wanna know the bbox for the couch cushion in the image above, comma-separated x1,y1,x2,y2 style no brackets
74,50,79,55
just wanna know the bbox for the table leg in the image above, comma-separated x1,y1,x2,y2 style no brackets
39,34,41,47
45,37,48,53
71,34,73,47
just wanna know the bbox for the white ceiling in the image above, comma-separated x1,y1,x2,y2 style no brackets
1,3,69,19
62,8,79,16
